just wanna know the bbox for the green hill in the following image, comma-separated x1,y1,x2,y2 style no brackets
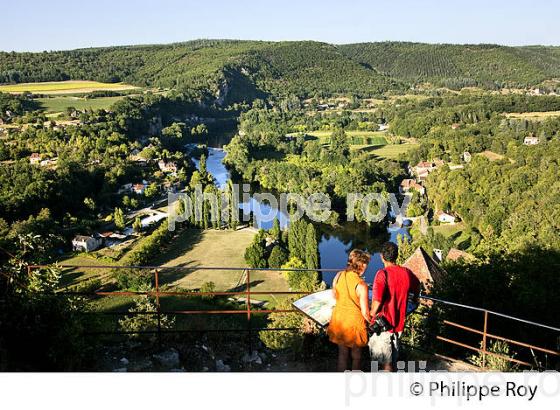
338,42,560,89
2,40,560,102
0,40,396,101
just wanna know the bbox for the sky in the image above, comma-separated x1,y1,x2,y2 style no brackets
1,0,559,52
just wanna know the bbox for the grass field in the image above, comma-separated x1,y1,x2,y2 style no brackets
297,130,388,145
149,228,289,305
432,222,465,238
505,111,560,120
0,80,138,95
366,142,419,159
37,95,125,113
57,254,118,289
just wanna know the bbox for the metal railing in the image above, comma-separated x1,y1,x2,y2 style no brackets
25,264,560,370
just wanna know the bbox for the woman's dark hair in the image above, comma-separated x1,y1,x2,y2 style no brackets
380,241,399,263
346,249,371,272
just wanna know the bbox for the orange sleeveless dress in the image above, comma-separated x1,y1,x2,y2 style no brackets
327,270,368,348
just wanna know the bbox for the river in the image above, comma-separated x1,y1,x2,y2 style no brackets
195,147,411,285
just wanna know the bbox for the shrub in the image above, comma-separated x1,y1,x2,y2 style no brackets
200,281,216,299
469,340,517,371
116,268,153,291
118,296,175,342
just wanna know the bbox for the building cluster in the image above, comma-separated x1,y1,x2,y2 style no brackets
71,231,129,252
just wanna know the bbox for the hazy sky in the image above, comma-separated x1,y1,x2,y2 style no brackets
1,0,559,51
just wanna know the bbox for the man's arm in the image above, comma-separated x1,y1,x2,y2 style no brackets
370,299,381,318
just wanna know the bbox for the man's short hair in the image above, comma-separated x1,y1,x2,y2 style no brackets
381,241,398,263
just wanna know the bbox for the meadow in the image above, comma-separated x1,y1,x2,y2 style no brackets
365,142,419,159
37,95,125,113
0,80,137,94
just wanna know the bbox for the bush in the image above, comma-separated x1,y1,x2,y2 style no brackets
116,268,153,291
281,257,320,292
118,296,175,342
469,340,517,371
200,281,216,299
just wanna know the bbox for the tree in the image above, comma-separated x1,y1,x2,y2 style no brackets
114,207,125,230
288,219,307,261
268,245,288,268
161,122,185,139
281,257,319,292
305,223,320,270
83,197,95,212
133,216,142,233
144,183,158,198
269,217,281,242
329,128,350,161
244,241,267,268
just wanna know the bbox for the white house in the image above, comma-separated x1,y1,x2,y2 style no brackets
29,153,41,165
72,235,102,252
436,210,456,224
132,183,147,195
158,160,178,173
523,135,540,145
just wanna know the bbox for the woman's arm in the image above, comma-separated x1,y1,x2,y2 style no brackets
331,272,341,298
356,282,370,323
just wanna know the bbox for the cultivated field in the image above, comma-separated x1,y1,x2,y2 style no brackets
0,80,138,95
37,95,125,113
366,142,419,159
505,111,560,120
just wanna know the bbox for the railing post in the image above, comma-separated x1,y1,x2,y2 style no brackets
246,269,252,353
155,269,162,348
482,310,488,368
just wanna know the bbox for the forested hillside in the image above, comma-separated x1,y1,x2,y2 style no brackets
0,40,396,100
3,40,560,102
339,42,560,89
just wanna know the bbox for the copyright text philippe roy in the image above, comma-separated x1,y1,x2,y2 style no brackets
344,371,560,406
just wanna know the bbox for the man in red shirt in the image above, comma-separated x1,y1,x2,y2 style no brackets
369,242,420,371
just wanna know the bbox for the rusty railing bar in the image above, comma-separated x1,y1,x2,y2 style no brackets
422,295,560,332
29,264,341,272
436,335,533,367
442,320,560,356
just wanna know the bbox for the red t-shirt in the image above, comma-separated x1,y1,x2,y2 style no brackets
372,265,420,333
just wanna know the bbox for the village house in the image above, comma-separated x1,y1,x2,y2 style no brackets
129,149,148,164
436,210,457,224
451,123,460,130
158,160,178,173
29,153,41,165
413,160,444,180
446,248,475,262
399,179,425,195
403,247,447,293
71,235,102,252
40,157,58,167
523,135,540,145
462,151,472,163
132,183,147,195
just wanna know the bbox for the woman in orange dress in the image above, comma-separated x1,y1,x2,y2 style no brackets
327,249,371,371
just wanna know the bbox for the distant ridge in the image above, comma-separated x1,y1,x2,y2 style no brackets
1,40,559,100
